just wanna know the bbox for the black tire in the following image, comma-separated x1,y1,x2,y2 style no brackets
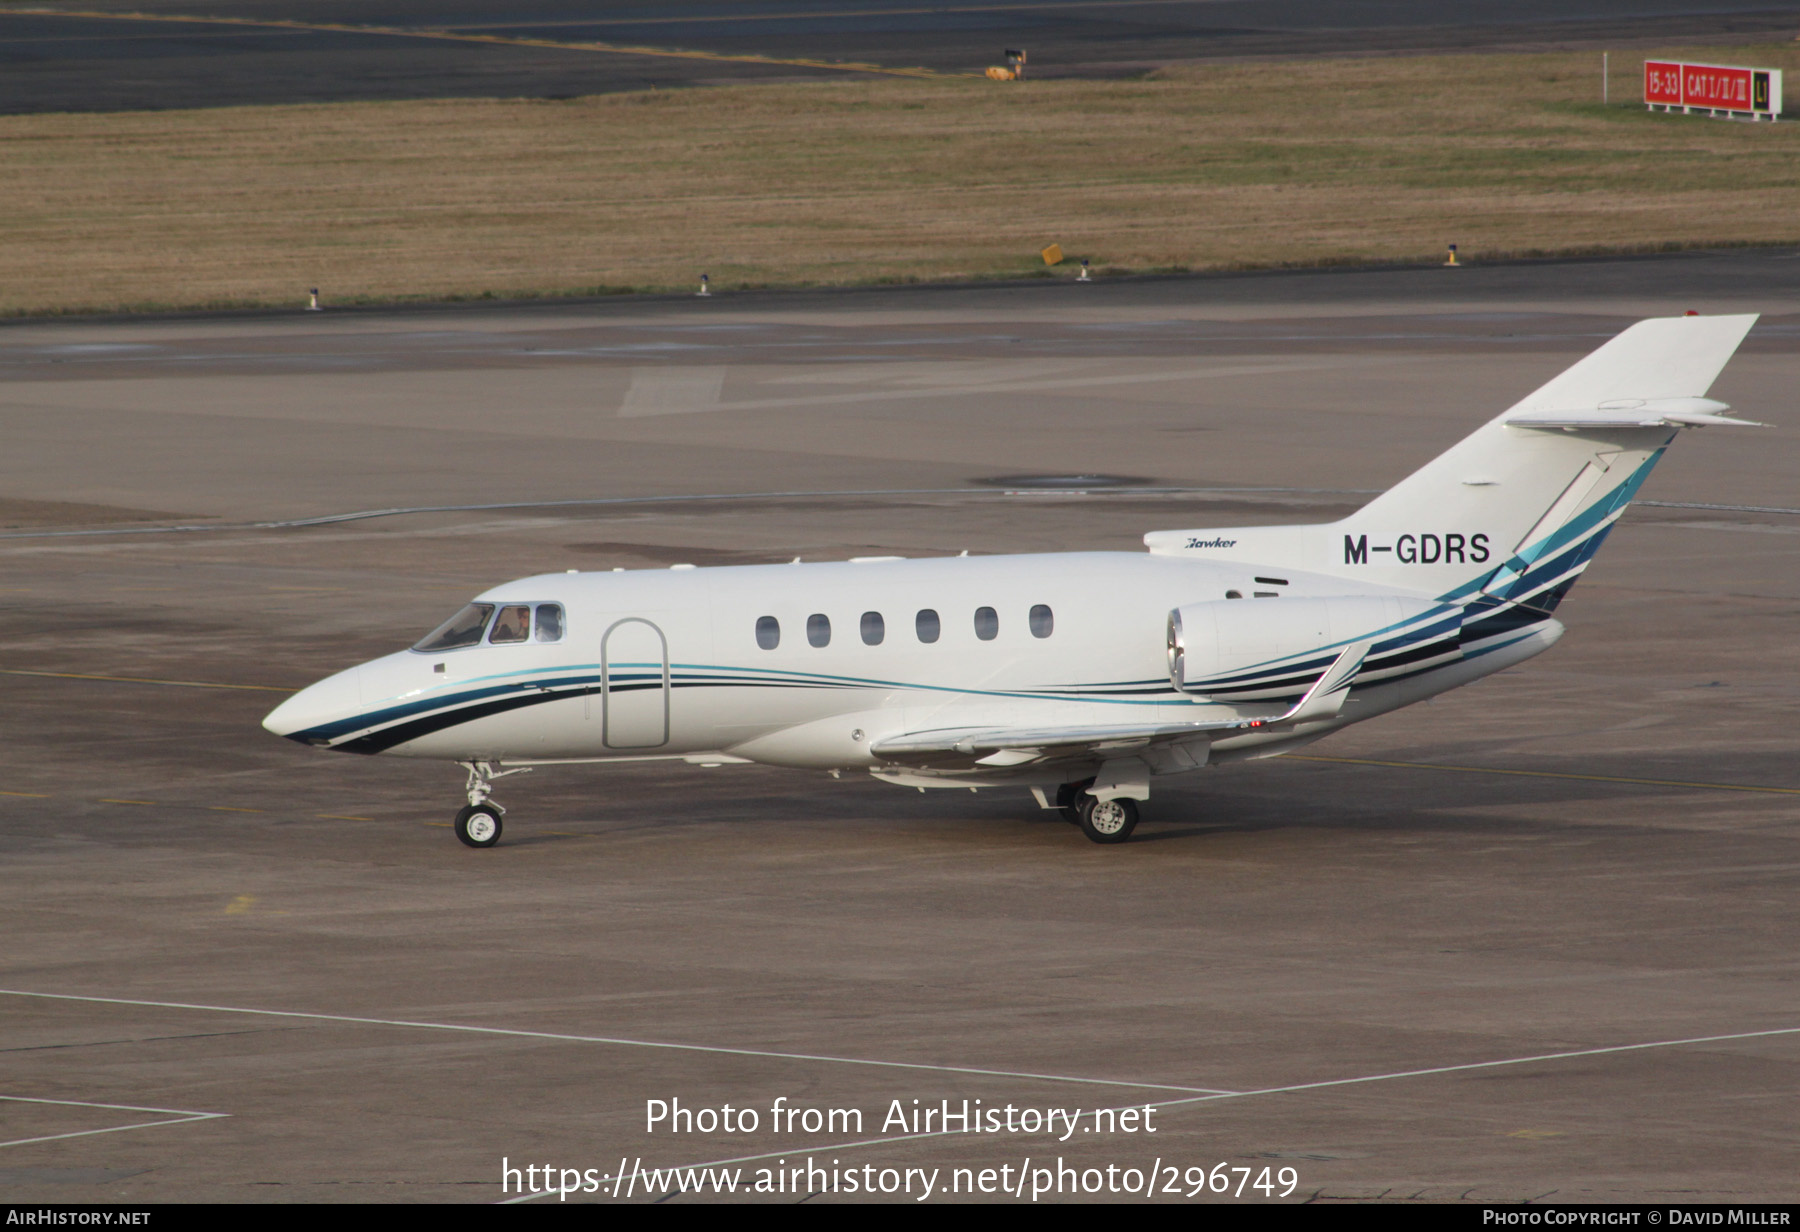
1078,794,1138,844
1056,778,1094,825
454,803,504,848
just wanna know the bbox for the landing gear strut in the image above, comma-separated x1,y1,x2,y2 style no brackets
453,761,531,849
1055,779,1094,826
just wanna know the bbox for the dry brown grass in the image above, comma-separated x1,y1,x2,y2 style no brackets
4,43,1800,314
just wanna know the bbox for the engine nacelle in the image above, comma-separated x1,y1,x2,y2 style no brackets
1167,594,1439,700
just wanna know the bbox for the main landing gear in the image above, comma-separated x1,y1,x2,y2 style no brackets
454,761,531,849
1055,779,1140,845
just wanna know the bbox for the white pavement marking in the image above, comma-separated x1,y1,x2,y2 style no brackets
1141,1024,1800,1113
618,365,726,418
701,359,1365,414
0,484,1371,542
501,1023,1800,1202
0,1094,228,1150
0,989,1236,1096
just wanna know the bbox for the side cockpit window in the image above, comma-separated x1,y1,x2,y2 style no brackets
535,603,564,642
489,604,531,644
413,603,495,652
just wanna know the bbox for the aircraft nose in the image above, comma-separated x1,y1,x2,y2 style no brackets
262,666,363,744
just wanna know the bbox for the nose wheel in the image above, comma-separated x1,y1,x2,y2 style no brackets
454,803,504,848
454,760,530,849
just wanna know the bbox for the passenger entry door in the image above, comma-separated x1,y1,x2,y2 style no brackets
600,618,669,749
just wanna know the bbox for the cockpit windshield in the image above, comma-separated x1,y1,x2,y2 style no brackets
412,601,566,652
413,603,494,652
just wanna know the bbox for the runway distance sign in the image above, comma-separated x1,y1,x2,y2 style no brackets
1645,60,1782,120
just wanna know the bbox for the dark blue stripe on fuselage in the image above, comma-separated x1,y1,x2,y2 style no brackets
297,604,1558,757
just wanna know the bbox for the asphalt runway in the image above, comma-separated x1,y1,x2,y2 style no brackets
1,254,1797,1203
4,1,1798,113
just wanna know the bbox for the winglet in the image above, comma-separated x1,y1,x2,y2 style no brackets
1274,641,1368,726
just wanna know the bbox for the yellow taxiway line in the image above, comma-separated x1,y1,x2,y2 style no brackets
1291,755,1800,797
0,668,295,692
451,1,1251,29
7,8,967,80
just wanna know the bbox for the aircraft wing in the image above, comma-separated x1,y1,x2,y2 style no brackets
871,717,1251,761
872,642,1369,768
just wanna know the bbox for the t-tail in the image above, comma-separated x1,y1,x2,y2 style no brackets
1146,313,1764,612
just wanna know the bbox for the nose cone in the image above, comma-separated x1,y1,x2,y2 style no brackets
263,666,362,745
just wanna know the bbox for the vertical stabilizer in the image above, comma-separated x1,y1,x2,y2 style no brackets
1336,313,1757,599
1145,314,1760,605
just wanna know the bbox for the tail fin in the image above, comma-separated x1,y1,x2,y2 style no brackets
1146,314,1761,604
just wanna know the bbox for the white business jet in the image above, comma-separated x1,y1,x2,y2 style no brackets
264,314,1763,847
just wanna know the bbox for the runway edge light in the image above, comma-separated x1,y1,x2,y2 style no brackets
1445,244,1460,267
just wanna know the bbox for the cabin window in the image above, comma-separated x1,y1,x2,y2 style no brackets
1225,590,1243,600
413,602,494,652
915,608,940,643
861,611,885,646
974,606,999,641
1029,604,1053,638
808,613,831,648
534,604,565,642
756,615,780,650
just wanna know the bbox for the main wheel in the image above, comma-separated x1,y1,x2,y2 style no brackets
454,803,504,848
1057,779,1094,826
1078,794,1138,844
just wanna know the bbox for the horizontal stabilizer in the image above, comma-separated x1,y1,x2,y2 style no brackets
1507,398,1764,430
1506,314,1759,414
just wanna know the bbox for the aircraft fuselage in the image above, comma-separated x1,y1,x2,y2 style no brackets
264,550,1556,775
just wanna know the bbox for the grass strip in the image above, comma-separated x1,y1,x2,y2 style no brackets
4,44,1799,315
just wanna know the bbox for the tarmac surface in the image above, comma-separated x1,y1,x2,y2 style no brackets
4,1,1798,113
1,253,1797,1203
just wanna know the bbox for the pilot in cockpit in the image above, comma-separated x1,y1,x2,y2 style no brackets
489,605,530,644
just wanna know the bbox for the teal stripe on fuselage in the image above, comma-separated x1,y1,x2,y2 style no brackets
1434,446,1666,606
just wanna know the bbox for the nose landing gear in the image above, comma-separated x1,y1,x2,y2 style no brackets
453,761,531,848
